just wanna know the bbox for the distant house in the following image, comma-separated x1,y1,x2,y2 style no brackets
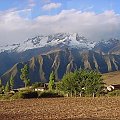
34,82,58,91
34,83,48,92
107,84,120,91
34,87,46,92
9,89,18,94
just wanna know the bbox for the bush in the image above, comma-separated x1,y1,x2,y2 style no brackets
107,90,120,96
11,93,20,99
39,91,63,98
19,91,38,99
0,94,3,99
12,90,38,99
0,93,13,100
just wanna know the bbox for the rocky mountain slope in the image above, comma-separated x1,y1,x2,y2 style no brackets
0,33,120,88
93,38,120,54
1,49,120,88
0,33,94,76
0,33,120,77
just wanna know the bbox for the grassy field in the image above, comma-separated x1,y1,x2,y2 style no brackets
103,71,120,85
0,97,120,120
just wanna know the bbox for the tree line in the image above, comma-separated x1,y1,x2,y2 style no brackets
49,70,104,97
0,64,105,97
0,64,30,93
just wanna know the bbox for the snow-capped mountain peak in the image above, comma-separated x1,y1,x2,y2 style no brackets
0,33,96,53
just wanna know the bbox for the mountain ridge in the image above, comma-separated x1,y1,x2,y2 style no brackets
1,49,120,88
0,33,95,53
0,33,120,88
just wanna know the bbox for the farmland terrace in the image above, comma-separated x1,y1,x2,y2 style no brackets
0,97,120,120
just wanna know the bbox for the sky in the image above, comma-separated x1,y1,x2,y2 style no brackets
0,0,120,45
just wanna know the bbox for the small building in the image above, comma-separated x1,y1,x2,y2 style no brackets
34,87,45,92
107,84,120,91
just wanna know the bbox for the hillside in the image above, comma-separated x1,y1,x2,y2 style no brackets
1,49,120,88
0,33,120,77
103,71,120,85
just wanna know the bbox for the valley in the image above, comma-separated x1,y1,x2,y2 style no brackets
1,1,120,120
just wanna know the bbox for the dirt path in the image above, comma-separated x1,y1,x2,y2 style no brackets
0,97,120,120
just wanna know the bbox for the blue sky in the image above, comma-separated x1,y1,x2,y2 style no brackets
0,0,120,45
0,0,119,17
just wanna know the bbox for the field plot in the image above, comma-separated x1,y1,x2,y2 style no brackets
103,71,120,85
0,97,120,120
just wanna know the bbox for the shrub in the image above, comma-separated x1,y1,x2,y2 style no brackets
39,91,63,98
12,90,38,99
19,91,38,99
1,93,13,100
107,90,120,96
0,94,3,99
11,92,20,99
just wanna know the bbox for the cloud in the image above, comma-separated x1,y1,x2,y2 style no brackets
0,9,120,45
42,3,62,11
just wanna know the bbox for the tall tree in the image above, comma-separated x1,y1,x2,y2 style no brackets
0,79,2,92
48,71,55,91
0,79,4,93
5,81,10,92
10,75,14,90
20,64,30,87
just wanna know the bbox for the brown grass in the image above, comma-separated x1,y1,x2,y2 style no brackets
103,71,120,85
0,97,120,120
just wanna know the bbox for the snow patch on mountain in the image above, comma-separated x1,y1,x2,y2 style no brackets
0,33,96,53
0,44,20,53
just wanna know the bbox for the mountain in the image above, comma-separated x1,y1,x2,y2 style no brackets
93,38,120,54
0,33,120,88
1,48,120,88
0,33,95,76
0,33,95,53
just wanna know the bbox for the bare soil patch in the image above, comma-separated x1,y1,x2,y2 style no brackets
0,97,120,120
103,71,120,85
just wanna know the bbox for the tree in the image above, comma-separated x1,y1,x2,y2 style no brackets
60,72,78,97
0,79,4,93
5,81,10,92
0,79,2,92
84,70,104,97
10,75,14,90
48,71,55,91
58,69,104,97
20,64,30,87
0,79,2,87
56,81,62,92
73,70,86,97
